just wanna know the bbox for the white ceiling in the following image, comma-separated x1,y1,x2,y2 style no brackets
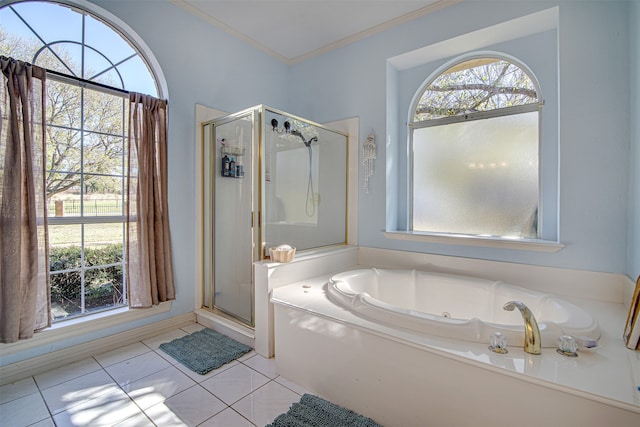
172,0,458,64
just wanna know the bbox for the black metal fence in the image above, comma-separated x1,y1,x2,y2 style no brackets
48,199,122,216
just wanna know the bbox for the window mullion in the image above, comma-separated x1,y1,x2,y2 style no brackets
411,103,540,130
121,97,128,305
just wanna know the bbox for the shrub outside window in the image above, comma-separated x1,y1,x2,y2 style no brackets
410,56,541,239
1,1,158,320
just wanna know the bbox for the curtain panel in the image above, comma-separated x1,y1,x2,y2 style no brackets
0,56,50,343
127,92,175,308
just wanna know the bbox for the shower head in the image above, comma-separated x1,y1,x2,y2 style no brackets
291,130,317,147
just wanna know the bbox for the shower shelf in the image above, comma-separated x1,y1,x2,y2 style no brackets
221,145,245,178
221,146,245,156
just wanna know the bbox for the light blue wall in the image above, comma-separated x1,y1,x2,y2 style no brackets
289,0,632,276
630,0,640,281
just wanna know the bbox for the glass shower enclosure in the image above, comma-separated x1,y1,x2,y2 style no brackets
202,106,348,327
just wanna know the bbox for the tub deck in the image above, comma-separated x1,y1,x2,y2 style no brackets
271,272,640,426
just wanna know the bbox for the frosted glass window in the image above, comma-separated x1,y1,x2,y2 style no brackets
413,112,538,237
410,56,541,239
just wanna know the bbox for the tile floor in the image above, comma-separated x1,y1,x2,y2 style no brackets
0,323,310,427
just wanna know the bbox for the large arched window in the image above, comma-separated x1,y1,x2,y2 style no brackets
1,0,162,321
409,55,541,239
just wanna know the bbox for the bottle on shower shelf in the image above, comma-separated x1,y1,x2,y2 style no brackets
229,157,236,177
222,154,230,177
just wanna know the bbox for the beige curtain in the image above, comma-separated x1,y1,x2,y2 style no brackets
127,92,175,308
0,56,50,343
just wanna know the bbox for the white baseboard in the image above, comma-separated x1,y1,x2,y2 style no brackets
0,312,196,386
195,309,255,349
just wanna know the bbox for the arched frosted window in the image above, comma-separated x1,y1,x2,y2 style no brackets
1,1,161,321
410,56,541,239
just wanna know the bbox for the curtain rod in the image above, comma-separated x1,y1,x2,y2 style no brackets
46,68,165,103
47,69,128,96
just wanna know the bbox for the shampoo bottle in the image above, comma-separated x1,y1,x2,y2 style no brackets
222,154,230,176
229,157,236,177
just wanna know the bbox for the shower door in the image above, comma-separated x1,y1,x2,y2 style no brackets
203,109,258,326
202,105,348,328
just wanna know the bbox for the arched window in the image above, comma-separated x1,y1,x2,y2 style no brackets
409,55,541,239
1,0,162,321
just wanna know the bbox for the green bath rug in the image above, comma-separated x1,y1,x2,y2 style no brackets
266,393,383,427
159,328,251,375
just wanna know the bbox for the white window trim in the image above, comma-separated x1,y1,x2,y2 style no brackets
384,231,564,252
0,302,172,358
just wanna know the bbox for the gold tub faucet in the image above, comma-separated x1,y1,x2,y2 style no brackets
503,300,541,355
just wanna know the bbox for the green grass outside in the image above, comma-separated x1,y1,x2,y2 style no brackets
49,223,124,248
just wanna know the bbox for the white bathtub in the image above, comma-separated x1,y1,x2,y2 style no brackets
326,268,600,347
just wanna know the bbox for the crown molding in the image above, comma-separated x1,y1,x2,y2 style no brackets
170,0,461,65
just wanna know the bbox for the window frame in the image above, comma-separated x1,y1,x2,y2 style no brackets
1,0,164,321
407,53,547,243
45,80,129,320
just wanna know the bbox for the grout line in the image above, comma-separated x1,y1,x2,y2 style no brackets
4,326,304,427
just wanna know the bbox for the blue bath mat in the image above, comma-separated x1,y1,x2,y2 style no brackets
266,393,383,427
159,328,251,375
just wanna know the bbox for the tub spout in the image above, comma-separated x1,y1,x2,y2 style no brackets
503,300,541,355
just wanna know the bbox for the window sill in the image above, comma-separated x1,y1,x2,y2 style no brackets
0,302,172,357
383,231,565,252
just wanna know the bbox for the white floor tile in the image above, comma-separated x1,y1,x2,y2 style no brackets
52,387,143,427
34,357,102,390
105,350,172,387
0,324,313,427
41,369,119,415
0,392,52,427
141,329,189,350
95,342,151,368
112,411,155,426
274,375,310,396
0,377,38,405
198,407,254,427
144,384,227,427
28,417,56,427
231,381,300,427
242,354,278,379
179,323,206,334
237,350,256,362
200,364,270,405
123,365,196,410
